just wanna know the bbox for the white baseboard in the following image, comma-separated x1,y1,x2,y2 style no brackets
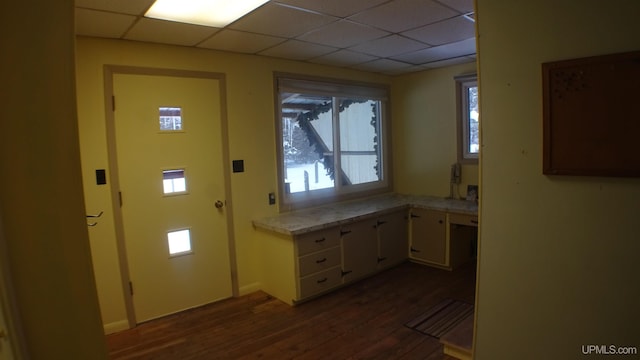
103,284,263,335
103,319,130,335
238,282,261,296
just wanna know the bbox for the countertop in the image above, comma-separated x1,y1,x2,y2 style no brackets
252,193,478,236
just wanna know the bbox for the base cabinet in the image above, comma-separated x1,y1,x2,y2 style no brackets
291,210,409,303
258,206,474,305
299,267,343,299
409,208,447,266
341,220,378,283
294,228,341,300
377,212,409,269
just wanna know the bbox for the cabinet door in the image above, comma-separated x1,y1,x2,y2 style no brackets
341,220,378,283
377,211,408,269
410,208,447,265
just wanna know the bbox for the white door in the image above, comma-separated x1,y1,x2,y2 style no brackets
113,73,232,323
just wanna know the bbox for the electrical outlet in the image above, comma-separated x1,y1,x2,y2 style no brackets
268,192,276,205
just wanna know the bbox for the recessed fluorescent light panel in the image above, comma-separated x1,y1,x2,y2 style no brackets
145,0,269,28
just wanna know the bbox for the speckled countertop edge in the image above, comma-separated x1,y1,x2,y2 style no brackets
252,193,478,236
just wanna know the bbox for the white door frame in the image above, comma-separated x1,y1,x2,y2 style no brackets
103,65,239,328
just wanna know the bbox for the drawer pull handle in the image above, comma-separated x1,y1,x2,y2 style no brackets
316,258,327,264
410,247,420,253
471,219,478,224
317,277,328,284
377,220,387,226
377,256,387,263
314,237,326,243
341,270,353,277
340,230,352,236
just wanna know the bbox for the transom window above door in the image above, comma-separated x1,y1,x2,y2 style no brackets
276,74,391,211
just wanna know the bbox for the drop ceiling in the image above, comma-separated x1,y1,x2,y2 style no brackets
75,0,476,75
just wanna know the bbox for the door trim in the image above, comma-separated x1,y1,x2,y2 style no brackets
103,65,239,328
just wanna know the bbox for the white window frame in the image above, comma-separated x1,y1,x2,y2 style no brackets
275,73,392,211
456,74,479,164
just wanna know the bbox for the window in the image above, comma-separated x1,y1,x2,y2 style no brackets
159,106,183,131
276,75,390,210
456,74,479,163
167,228,192,257
162,168,187,194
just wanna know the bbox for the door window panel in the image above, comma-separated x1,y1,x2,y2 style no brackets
162,168,187,194
159,106,183,131
167,229,192,256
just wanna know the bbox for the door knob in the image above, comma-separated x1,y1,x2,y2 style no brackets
215,200,224,209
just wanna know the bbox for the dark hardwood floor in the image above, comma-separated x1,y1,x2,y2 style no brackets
107,261,476,359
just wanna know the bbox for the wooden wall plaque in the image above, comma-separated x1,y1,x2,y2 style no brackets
542,50,640,177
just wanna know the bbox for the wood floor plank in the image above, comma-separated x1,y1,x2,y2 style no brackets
107,260,476,359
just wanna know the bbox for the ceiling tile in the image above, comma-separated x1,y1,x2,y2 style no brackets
349,0,458,33
76,8,136,38
198,30,285,53
75,0,154,15
274,0,388,17
402,16,475,46
297,20,389,48
391,37,476,65
125,18,220,47
354,58,414,74
259,40,338,61
435,0,474,13
421,55,476,69
309,49,378,67
75,0,478,75
229,2,338,38
349,35,429,58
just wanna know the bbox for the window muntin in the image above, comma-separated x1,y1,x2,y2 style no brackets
456,75,479,163
277,75,390,210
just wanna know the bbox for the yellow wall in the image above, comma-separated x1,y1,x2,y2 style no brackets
392,62,479,197
474,0,640,358
75,37,391,331
0,1,108,358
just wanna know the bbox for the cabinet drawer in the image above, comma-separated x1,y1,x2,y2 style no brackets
296,229,340,256
448,213,479,227
299,267,343,299
298,247,341,277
